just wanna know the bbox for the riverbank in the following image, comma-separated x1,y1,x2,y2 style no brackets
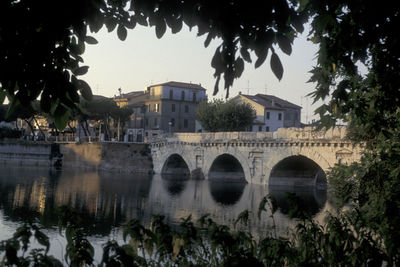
0,141,153,174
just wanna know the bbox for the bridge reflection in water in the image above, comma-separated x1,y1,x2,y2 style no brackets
0,165,332,260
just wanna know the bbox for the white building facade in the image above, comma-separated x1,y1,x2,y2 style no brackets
233,93,301,132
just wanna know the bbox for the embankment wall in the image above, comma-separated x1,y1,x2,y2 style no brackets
0,142,153,173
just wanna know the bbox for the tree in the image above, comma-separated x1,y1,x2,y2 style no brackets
112,106,133,140
1,0,400,262
0,0,308,128
80,97,120,140
197,99,255,132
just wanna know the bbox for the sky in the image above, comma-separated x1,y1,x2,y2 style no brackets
82,24,320,123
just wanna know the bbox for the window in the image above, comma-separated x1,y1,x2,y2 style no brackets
154,118,158,126
170,118,175,127
278,113,282,120
184,119,188,128
266,126,270,132
258,126,262,131
184,105,189,113
181,91,185,100
172,104,176,112
145,118,148,126
193,92,197,102
150,87,155,96
156,103,160,112
266,112,270,120
169,89,173,99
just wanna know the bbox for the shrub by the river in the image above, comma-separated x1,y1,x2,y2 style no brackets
0,195,390,266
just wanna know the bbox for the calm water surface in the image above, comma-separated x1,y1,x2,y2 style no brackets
0,166,332,263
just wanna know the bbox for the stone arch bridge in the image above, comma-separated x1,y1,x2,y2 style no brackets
150,127,363,185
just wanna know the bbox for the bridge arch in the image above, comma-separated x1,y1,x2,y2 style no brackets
204,152,251,183
161,153,192,176
268,153,328,188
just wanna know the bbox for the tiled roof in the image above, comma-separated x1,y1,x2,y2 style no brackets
239,94,284,110
114,91,145,99
256,94,302,109
149,81,206,91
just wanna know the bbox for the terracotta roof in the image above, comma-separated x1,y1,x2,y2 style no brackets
149,81,206,91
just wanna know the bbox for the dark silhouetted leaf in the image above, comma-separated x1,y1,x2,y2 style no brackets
78,80,93,101
117,25,128,41
234,58,244,78
255,48,268,68
270,52,283,80
73,66,89,76
105,17,117,32
85,36,98,44
0,89,6,105
54,105,70,130
155,20,167,39
6,95,19,119
204,32,214,48
240,47,252,63
125,17,137,29
277,34,292,55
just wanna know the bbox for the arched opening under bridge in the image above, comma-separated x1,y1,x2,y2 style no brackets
208,154,246,182
269,155,327,188
161,154,190,176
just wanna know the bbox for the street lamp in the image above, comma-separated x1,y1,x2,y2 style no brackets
168,121,172,136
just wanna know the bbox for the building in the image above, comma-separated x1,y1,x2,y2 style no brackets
232,93,301,132
117,81,207,140
114,91,145,108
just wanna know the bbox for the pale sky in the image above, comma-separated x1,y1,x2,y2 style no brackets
82,24,320,123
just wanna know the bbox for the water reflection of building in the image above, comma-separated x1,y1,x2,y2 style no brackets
0,167,336,240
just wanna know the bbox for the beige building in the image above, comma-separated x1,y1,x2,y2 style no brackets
232,93,302,132
115,81,207,141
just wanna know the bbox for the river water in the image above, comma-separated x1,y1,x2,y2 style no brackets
0,166,332,263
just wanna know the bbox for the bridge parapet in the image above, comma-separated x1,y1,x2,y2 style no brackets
150,126,352,146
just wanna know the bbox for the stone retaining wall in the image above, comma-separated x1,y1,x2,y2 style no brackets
0,142,153,174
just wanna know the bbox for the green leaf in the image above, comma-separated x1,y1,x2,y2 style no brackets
78,40,85,54
6,95,19,119
54,105,70,130
73,66,89,76
0,89,6,105
240,47,252,63
277,34,292,55
211,47,222,69
105,17,117,32
135,14,148,26
85,36,98,44
155,20,166,39
117,25,128,41
258,196,268,220
270,52,283,81
78,80,93,101
125,17,137,29
40,93,51,113
255,48,268,68
35,229,50,253
204,32,214,48
298,0,309,12
234,57,244,78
